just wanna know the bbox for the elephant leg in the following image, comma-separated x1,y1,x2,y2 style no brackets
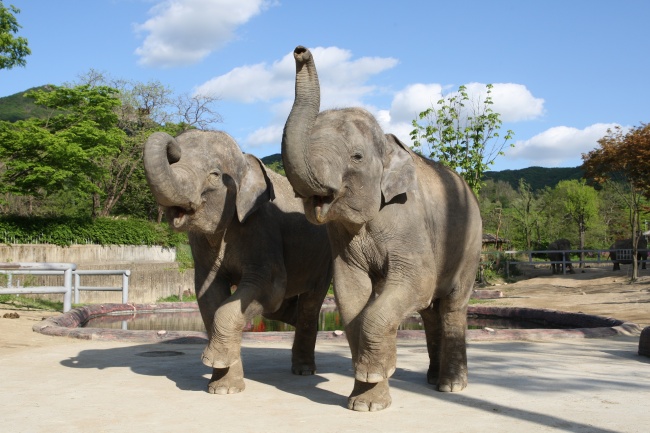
201,287,265,370
332,264,384,411
207,361,245,395
436,295,469,392
290,278,331,375
354,283,422,383
419,301,442,385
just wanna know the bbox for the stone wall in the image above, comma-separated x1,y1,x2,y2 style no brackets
0,244,176,263
0,244,194,304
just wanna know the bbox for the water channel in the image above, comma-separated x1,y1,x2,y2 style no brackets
83,308,569,332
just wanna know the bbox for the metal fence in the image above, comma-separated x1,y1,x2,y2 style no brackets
481,249,648,277
0,263,130,312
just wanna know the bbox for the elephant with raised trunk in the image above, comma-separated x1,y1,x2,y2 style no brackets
548,238,574,274
609,236,648,271
281,46,482,411
144,130,332,395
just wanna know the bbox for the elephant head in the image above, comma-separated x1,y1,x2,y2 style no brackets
281,46,417,228
144,130,273,235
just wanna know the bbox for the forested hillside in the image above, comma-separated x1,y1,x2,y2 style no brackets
484,166,584,191
0,87,56,121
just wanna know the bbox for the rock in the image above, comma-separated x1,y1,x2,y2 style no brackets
471,290,504,299
3,312,20,319
639,327,650,357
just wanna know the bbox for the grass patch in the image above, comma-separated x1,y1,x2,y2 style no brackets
157,294,197,303
175,243,194,271
0,294,63,311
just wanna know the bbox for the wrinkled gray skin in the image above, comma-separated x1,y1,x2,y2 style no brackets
143,130,332,395
281,46,482,412
548,239,574,274
609,237,648,271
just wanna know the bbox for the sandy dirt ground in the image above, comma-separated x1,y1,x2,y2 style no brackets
483,264,650,328
1,263,649,354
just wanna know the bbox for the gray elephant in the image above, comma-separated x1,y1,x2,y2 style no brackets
281,46,482,411
609,236,648,271
143,130,332,394
548,238,574,274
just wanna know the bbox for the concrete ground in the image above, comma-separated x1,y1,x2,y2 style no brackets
1,327,649,433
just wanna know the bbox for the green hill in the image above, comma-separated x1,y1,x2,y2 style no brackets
0,86,55,122
483,166,584,191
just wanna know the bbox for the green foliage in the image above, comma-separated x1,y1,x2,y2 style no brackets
0,2,30,70
0,85,126,205
174,243,194,271
411,84,514,195
156,293,197,303
0,215,186,247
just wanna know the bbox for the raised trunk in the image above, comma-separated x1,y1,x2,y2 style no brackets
281,46,321,193
143,132,197,209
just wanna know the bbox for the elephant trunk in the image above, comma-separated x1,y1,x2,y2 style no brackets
143,132,200,210
281,46,320,194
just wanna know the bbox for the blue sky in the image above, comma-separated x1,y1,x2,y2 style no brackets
2,0,649,171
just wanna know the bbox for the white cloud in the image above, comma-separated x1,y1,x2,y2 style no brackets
505,123,620,166
377,82,545,146
196,46,398,106
134,0,270,68
196,46,398,147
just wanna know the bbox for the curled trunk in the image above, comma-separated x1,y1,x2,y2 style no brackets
281,46,321,192
143,132,197,209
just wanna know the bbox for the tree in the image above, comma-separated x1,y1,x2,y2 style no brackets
72,70,221,218
0,85,126,217
553,179,600,267
0,2,30,70
582,124,650,279
410,84,514,195
509,179,541,250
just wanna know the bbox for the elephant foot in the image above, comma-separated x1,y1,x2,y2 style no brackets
437,367,467,392
348,379,391,412
291,361,316,376
426,362,440,385
207,365,245,395
201,345,240,369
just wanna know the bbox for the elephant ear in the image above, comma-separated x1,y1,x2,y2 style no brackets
381,133,418,202
236,154,275,223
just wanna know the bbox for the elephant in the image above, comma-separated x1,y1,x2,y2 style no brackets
548,238,574,274
609,236,648,271
143,129,333,395
281,46,482,412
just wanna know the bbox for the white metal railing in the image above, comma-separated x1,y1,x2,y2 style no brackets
73,269,130,304
0,263,131,312
0,262,76,312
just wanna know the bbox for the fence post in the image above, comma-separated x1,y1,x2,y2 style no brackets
122,270,130,304
63,267,73,312
74,272,80,304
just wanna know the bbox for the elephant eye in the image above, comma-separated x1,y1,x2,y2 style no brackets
351,152,363,163
207,169,222,187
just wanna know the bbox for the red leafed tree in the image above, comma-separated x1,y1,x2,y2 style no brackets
582,123,650,280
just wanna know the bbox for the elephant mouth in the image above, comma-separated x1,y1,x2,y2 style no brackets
166,206,194,229
313,195,335,223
